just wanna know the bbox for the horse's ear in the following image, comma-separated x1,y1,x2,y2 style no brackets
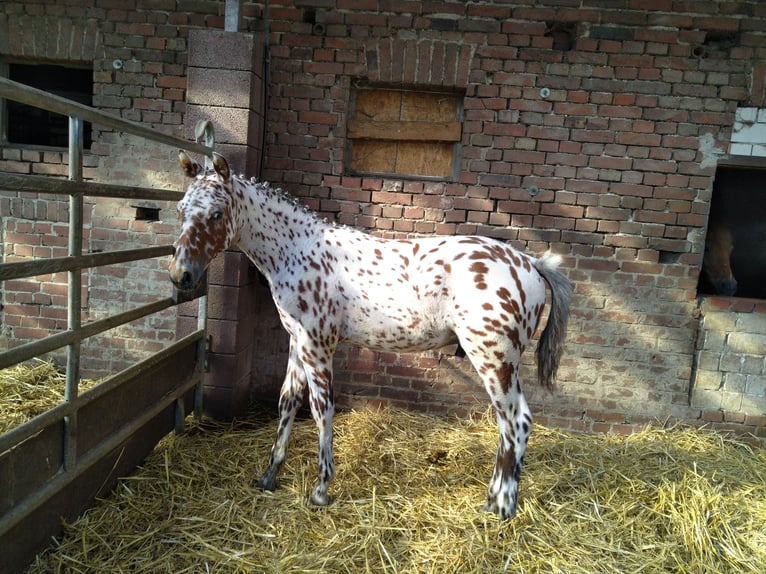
179,151,200,178
212,152,231,181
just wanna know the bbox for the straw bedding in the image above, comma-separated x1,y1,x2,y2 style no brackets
22,403,765,574
0,360,100,434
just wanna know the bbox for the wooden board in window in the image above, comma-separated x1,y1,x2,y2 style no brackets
351,140,455,178
348,88,462,180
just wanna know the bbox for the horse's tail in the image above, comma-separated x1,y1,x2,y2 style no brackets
533,252,572,389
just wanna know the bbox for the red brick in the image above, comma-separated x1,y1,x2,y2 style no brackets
540,203,583,218
693,16,741,32
700,410,725,423
155,75,186,89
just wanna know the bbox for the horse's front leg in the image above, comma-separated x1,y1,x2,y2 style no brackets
484,368,532,520
256,336,307,491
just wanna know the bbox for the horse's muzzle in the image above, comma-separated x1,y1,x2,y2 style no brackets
713,277,738,296
169,259,203,292
171,270,195,291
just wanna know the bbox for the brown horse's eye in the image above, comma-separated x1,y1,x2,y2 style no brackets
212,211,223,221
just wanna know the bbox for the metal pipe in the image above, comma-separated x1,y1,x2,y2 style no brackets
0,77,213,157
225,0,241,32
0,245,174,282
194,293,209,419
64,116,85,471
0,172,184,201
0,297,178,371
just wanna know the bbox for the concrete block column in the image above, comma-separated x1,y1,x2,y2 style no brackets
177,28,265,419
185,28,265,175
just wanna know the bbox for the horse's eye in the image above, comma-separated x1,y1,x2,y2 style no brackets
212,211,223,221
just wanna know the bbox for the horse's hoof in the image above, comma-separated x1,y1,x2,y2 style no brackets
484,499,516,520
254,476,277,492
310,488,330,506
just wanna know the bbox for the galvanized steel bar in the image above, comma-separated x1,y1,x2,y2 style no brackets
0,245,174,282
64,116,84,471
69,115,83,182
76,297,176,351
225,0,242,32
0,172,184,201
194,294,208,419
0,297,177,371
0,77,213,157
0,331,77,372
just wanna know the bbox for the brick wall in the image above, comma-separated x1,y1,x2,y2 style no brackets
1,1,764,441
693,297,766,429
0,1,246,376
251,0,766,442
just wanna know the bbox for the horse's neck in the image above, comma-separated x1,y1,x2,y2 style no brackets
233,178,328,280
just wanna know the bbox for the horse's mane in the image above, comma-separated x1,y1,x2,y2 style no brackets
232,173,335,228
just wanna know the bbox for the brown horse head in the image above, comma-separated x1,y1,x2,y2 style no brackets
702,221,737,296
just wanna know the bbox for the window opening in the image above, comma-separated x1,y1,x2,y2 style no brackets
3,62,93,148
346,86,463,181
699,166,766,299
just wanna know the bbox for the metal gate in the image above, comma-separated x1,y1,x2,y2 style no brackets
0,77,211,573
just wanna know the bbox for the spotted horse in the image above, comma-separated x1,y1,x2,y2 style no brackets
169,152,572,520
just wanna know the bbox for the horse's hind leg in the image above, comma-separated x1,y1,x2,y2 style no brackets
256,337,307,491
482,364,532,520
305,366,335,506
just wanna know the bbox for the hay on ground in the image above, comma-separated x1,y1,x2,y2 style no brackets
26,407,766,574
0,359,100,434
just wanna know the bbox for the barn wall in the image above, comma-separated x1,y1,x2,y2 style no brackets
0,1,764,441
249,0,766,441
0,2,241,376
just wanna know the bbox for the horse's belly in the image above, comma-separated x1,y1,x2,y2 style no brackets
341,305,455,352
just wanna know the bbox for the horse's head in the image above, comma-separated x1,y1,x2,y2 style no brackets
702,221,737,296
169,151,238,291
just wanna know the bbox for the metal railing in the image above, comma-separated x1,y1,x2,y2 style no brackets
0,76,211,541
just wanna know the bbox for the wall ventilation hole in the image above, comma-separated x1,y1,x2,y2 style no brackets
134,206,160,222
545,22,577,51
658,251,681,264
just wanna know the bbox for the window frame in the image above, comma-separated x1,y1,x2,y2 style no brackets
346,84,464,182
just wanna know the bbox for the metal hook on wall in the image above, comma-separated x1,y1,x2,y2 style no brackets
194,120,216,169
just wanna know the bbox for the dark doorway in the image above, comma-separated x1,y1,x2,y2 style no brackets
699,166,766,299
